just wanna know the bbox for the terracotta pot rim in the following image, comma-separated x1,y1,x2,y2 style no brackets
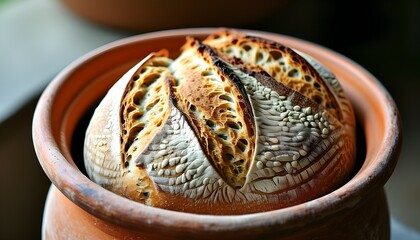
33,28,401,232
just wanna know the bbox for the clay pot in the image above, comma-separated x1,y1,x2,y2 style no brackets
33,29,401,239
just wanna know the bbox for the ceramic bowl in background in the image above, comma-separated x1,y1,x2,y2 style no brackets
60,0,288,31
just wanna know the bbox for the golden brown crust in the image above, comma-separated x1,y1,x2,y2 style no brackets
120,50,173,164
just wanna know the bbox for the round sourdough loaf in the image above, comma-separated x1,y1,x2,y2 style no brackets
84,29,356,215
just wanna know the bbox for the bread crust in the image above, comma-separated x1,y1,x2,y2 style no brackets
84,29,356,215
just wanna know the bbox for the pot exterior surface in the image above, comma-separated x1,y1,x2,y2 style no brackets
43,185,389,240
33,29,401,240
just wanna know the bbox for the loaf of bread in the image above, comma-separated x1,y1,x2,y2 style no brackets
84,29,356,215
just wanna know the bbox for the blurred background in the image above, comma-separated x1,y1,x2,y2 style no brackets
0,0,419,239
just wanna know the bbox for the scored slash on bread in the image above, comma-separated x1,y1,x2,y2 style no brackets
204,29,343,121
171,38,257,191
84,29,356,214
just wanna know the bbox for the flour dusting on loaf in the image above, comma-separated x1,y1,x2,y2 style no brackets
84,29,356,214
